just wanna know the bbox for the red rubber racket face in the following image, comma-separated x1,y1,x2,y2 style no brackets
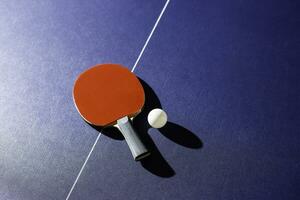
73,64,145,126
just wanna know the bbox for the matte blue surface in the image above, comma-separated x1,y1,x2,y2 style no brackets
0,0,163,199
0,0,299,200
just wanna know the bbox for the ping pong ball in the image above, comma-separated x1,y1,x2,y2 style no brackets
147,108,168,128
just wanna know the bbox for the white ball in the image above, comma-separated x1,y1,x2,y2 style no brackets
147,108,168,129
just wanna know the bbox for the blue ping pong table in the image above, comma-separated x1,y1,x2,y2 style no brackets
0,0,299,199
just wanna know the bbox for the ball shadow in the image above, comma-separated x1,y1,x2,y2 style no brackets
159,122,203,149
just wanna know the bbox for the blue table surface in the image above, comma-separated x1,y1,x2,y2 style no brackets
0,0,299,199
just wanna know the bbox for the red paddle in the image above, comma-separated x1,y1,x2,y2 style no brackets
73,64,150,160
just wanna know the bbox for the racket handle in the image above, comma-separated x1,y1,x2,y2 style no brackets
117,116,150,161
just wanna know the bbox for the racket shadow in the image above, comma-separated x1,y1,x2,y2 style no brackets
90,125,124,140
133,78,175,178
133,78,203,178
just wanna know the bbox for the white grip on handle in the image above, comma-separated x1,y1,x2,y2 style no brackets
117,116,150,161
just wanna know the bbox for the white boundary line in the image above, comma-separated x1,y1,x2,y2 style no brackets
65,133,101,200
132,0,170,72
65,1,170,199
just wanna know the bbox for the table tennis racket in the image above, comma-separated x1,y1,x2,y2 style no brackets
73,63,150,161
